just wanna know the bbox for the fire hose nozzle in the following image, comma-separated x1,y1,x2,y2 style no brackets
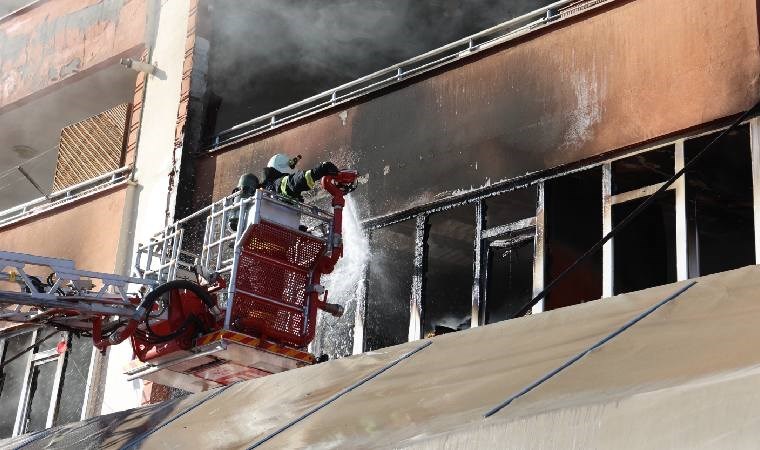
321,303,344,318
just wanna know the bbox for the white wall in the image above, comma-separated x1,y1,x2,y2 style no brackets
100,0,191,415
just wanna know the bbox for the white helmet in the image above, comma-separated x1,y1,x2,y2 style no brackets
266,153,295,175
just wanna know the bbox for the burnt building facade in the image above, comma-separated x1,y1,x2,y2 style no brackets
0,0,758,438
191,0,760,357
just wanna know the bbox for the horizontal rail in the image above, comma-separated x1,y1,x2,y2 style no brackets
210,0,589,149
0,166,132,228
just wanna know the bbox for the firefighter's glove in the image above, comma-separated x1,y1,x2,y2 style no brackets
312,161,340,180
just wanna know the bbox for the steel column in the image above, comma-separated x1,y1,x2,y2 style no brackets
602,163,613,297
751,118,760,264
531,182,545,314
471,201,485,328
674,141,688,280
352,249,370,355
409,214,428,341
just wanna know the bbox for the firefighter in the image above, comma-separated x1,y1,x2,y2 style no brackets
228,173,260,231
262,153,340,202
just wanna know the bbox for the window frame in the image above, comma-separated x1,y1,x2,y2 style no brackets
354,116,760,355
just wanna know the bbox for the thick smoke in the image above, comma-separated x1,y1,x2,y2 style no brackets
208,0,553,131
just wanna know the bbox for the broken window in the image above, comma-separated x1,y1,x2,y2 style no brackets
611,145,675,194
0,332,32,437
423,205,476,336
364,220,415,351
544,167,603,310
479,186,539,323
612,191,677,294
484,230,535,323
485,186,537,228
685,125,755,276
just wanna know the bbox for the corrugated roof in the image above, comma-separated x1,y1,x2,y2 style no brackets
6,265,760,449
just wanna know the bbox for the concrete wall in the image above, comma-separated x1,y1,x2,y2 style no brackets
0,0,147,110
0,186,128,272
101,0,192,414
194,0,760,220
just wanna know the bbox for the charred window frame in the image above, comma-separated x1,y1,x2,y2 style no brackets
602,144,685,296
0,328,96,438
355,115,760,354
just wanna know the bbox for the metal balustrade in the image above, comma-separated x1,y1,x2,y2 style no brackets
210,0,601,149
0,166,132,228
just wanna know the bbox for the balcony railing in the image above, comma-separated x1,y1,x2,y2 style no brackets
210,0,609,150
0,166,132,228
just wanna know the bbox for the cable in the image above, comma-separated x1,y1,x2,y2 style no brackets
513,100,760,317
248,340,433,449
0,330,59,371
485,281,696,417
0,144,59,181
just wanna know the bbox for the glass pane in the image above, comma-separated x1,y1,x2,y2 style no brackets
611,145,674,194
423,205,476,336
36,326,59,352
613,191,676,294
54,334,92,426
0,332,33,437
26,361,57,433
364,221,415,351
685,125,754,276
485,231,535,323
484,186,537,227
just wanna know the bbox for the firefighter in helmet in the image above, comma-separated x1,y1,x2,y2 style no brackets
262,153,339,202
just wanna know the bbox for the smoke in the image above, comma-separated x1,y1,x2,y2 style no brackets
208,0,554,130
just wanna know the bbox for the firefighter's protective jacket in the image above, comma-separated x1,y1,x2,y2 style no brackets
264,169,318,202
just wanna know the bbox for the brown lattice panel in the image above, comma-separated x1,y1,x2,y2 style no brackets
53,103,130,191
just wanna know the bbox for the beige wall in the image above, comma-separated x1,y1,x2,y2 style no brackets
0,186,128,273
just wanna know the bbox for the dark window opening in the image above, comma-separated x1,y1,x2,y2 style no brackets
0,332,32,437
613,191,677,294
423,205,476,336
484,186,537,228
685,125,755,276
544,167,603,310
611,145,674,194
484,230,534,323
364,220,415,351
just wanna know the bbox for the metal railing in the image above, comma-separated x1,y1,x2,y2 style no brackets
0,166,132,228
135,189,334,288
210,0,597,149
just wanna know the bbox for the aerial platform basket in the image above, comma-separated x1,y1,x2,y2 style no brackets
129,175,354,389
0,172,356,392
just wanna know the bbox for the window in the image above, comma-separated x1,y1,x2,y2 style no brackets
685,125,755,276
544,167,603,310
0,328,93,438
364,221,415,351
423,205,476,336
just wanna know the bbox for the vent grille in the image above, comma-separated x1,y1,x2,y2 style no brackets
53,103,130,191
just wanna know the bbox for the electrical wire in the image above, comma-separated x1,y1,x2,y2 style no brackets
0,330,59,371
514,100,760,317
